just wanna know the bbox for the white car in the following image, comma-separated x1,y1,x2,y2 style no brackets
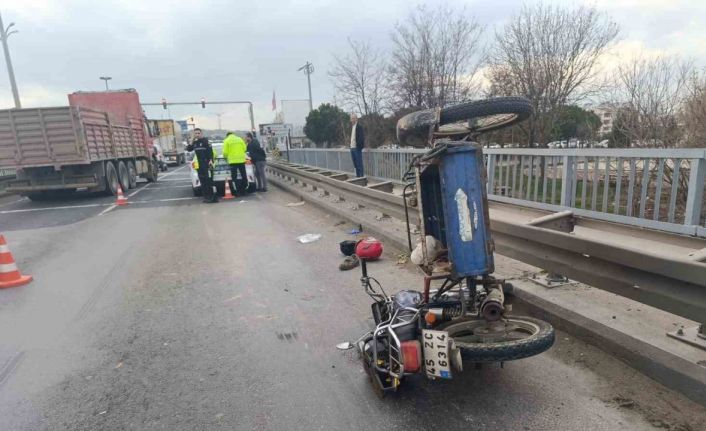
189,142,256,196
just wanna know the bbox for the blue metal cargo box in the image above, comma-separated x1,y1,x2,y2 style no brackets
435,144,494,277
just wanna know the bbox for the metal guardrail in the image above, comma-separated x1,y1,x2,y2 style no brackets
266,160,706,325
286,148,706,238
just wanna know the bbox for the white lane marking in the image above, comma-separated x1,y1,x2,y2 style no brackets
154,178,192,182
0,203,107,214
128,165,190,197
2,196,201,214
158,165,189,179
98,205,117,216
147,185,193,189
128,183,151,197
155,197,200,202
0,197,27,208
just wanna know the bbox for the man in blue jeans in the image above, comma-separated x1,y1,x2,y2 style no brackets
349,113,365,177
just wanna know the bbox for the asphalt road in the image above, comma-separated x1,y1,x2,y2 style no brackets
0,165,704,431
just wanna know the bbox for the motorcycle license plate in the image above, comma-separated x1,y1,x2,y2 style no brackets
422,329,452,379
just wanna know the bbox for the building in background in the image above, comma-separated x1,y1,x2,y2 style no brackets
587,103,617,137
280,99,310,146
259,123,293,150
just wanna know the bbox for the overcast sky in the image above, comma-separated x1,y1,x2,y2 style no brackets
1,0,705,130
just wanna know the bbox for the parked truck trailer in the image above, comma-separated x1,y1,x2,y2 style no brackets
0,89,159,201
146,119,185,166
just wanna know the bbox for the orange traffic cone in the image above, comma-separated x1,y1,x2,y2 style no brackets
116,185,128,205
223,176,234,200
0,235,33,289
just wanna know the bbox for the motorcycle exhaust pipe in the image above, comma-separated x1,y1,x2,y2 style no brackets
480,287,505,322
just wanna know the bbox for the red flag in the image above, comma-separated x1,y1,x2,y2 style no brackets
272,90,276,111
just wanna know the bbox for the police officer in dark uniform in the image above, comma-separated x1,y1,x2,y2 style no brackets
186,128,218,203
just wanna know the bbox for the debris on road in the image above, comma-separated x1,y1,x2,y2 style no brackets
612,396,635,409
339,255,360,271
297,234,322,243
348,224,364,235
397,253,409,265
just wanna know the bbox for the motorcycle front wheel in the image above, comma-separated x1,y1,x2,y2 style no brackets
436,316,555,362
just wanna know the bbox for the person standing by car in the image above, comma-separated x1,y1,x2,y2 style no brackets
222,132,248,195
349,113,365,177
186,128,218,203
246,132,267,192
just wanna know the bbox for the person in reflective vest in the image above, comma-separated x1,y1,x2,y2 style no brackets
222,132,248,194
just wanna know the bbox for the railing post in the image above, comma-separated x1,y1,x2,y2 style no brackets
486,154,496,195
684,158,705,226
560,155,575,207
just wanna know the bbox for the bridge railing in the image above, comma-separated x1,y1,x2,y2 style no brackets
285,147,706,237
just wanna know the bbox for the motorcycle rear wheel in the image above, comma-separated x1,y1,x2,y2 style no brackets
436,316,554,362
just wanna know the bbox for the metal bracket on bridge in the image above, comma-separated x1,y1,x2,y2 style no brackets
667,324,706,351
688,247,706,262
367,181,394,193
346,177,368,186
527,210,577,288
527,210,576,232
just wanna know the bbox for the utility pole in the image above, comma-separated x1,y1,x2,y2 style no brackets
99,76,112,90
215,113,223,130
0,11,21,108
298,61,314,112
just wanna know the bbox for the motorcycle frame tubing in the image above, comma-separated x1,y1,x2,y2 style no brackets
371,305,423,379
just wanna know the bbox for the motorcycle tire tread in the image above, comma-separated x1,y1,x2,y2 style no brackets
437,316,555,363
439,96,533,133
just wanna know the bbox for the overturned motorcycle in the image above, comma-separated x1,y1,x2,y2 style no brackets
337,97,555,397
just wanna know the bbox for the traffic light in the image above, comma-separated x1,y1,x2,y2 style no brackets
201,98,206,109
161,98,167,110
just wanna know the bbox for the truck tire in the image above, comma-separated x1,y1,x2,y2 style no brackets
104,161,120,196
127,161,138,189
117,161,130,192
145,160,159,183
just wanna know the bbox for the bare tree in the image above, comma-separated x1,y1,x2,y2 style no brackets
681,69,706,148
611,55,693,148
487,2,619,146
607,56,696,216
329,39,387,116
388,4,485,110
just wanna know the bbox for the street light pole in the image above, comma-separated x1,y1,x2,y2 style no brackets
0,11,21,108
99,76,112,91
298,61,314,112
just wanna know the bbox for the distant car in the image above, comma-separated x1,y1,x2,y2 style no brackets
189,142,256,196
